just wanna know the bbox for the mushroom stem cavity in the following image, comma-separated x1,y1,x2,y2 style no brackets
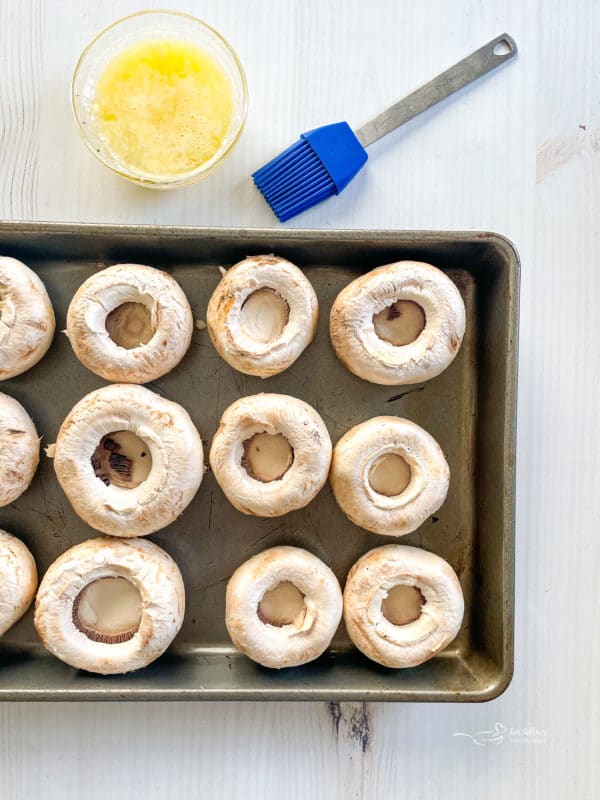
225,545,342,668
368,452,412,497
330,416,449,537
53,384,203,537
382,584,425,626
240,288,290,344
258,581,306,627
206,256,318,378
35,536,185,673
91,430,152,489
343,545,464,668
105,299,156,349
73,576,142,644
330,261,466,385
66,264,193,383
242,432,294,483
211,394,331,517
372,300,426,346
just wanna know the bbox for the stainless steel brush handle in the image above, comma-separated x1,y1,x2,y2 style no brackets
355,33,517,147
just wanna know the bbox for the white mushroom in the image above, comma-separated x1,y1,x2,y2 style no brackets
0,256,55,379
48,384,203,537
343,544,464,668
226,545,342,668
206,255,318,377
330,261,466,385
210,393,332,516
0,530,37,636
66,264,193,383
34,537,184,674
0,392,40,507
330,416,449,537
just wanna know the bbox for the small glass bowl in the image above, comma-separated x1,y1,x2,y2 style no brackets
72,10,248,189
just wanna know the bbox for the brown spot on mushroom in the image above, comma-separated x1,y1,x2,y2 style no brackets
27,320,48,332
257,255,281,265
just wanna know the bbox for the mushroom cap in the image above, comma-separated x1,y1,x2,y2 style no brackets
330,416,449,537
206,255,318,377
0,256,55,380
330,261,466,385
343,544,464,668
0,392,40,507
226,545,342,668
34,536,185,674
0,530,38,637
50,383,203,537
66,263,193,383
209,393,332,516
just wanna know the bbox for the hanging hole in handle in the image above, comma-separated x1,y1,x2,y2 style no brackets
493,39,512,56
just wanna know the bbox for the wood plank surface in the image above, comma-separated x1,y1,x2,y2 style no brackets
1,1,598,797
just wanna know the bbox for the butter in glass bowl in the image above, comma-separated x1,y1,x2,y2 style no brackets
72,11,248,188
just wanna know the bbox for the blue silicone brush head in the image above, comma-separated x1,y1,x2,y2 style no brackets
252,122,368,222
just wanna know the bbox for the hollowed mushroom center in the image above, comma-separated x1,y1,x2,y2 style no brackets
106,301,156,349
239,288,289,344
258,581,306,627
91,430,153,489
242,432,293,482
373,300,426,346
73,577,142,644
368,453,411,496
382,585,425,626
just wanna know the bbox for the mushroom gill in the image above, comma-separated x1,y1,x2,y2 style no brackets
105,300,156,349
72,576,142,644
91,430,152,489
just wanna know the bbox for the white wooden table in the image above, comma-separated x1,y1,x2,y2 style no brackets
1,1,598,797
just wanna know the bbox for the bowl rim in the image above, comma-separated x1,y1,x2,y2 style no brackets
71,8,249,188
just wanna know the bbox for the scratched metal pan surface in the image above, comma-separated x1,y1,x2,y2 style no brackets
0,222,518,701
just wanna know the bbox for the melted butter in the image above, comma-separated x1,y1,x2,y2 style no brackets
93,39,234,177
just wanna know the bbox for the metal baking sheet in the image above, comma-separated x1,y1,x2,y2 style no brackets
0,222,518,701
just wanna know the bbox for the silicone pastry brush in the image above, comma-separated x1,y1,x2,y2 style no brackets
252,33,517,222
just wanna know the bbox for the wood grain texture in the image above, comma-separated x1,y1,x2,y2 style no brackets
1,0,598,797
0,0,43,219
